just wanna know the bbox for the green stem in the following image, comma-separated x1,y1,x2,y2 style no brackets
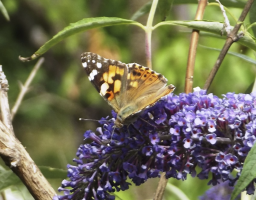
145,0,159,69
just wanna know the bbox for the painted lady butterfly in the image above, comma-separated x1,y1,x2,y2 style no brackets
81,52,175,128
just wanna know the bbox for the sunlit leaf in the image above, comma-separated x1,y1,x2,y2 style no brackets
231,143,256,200
250,78,256,93
19,17,143,62
165,182,190,200
0,0,10,21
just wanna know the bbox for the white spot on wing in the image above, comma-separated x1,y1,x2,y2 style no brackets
100,82,109,95
92,60,95,63
82,62,87,68
89,69,98,81
96,62,102,68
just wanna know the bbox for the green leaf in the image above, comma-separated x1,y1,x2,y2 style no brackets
19,17,143,62
39,166,67,179
154,21,256,51
130,1,152,21
165,182,190,200
0,0,10,21
0,166,20,191
199,45,256,65
249,0,256,37
231,143,256,200
0,165,67,192
157,0,173,21
175,0,245,8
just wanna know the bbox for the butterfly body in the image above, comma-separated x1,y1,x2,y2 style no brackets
81,52,175,128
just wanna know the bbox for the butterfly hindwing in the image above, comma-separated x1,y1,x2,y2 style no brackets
117,63,175,122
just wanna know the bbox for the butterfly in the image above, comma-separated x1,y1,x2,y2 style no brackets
81,52,175,128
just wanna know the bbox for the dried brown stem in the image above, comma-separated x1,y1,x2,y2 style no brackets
185,0,208,94
155,2,208,199
0,66,56,200
203,0,255,91
11,58,44,120
153,172,168,200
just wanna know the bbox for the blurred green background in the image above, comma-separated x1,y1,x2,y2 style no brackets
0,0,254,199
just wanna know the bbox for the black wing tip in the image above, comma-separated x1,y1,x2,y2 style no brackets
168,84,176,91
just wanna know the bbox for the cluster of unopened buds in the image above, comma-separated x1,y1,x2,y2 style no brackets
54,87,256,200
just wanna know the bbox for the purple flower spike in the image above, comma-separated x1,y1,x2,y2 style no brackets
56,89,256,199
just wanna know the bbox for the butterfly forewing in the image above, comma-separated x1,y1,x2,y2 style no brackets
81,52,128,113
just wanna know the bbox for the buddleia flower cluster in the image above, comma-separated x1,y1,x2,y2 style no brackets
54,87,256,200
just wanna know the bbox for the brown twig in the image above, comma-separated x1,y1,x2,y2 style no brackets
203,0,255,91
11,58,44,120
153,173,168,200
185,0,208,94
0,66,56,200
154,1,208,200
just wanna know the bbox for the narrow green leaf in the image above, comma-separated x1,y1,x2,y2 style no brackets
0,166,20,191
130,1,152,21
199,45,256,65
176,0,245,8
231,143,256,200
165,182,190,200
157,0,173,21
19,17,143,62
39,166,67,179
249,0,256,37
154,21,256,51
0,0,10,21
0,165,67,192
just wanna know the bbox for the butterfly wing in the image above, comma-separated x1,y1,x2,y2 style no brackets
118,63,175,123
81,52,128,113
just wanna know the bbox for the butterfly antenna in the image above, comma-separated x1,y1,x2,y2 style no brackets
139,117,168,130
138,117,157,128
79,118,110,123
110,125,116,143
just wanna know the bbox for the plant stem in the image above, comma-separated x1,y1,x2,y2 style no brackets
145,0,159,69
185,0,208,94
11,58,44,120
0,66,56,200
